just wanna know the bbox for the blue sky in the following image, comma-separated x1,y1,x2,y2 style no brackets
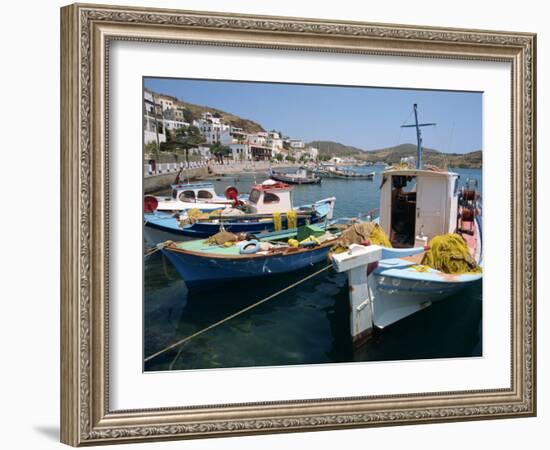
144,78,482,154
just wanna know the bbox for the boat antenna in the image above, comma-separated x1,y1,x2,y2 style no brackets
401,104,436,169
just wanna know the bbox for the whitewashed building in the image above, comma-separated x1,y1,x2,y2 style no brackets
230,141,272,161
287,138,305,149
194,112,233,145
143,89,166,144
266,131,284,155
164,119,190,131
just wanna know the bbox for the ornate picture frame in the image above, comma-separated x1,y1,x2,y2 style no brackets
60,3,536,446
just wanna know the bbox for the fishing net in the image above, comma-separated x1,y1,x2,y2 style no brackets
273,212,282,231
421,233,482,274
287,210,298,229
206,230,239,245
337,222,392,249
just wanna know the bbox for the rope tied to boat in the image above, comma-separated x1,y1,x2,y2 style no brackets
144,241,171,258
144,263,333,367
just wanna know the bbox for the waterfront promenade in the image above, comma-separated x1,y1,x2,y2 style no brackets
143,160,301,193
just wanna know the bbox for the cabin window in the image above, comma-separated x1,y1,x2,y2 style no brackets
263,192,280,204
197,190,214,199
179,190,196,202
454,177,460,195
171,189,177,199
249,189,261,204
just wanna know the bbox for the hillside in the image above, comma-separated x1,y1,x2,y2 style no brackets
184,101,265,133
307,140,364,157
355,143,481,168
158,95,265,134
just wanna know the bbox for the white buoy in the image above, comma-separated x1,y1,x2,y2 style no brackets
330,244,383,347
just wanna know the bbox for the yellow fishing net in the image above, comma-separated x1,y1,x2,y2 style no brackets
287,210,297,229
273,212,282,231
336,222,392,249
186,208,202,220
206,230,238,245
421,233,482,274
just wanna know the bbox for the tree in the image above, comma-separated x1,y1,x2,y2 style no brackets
286,155,296,163
144,142,159,156
210,142,231,164
182,108,194,124
160,125,206,166
274,153,284,162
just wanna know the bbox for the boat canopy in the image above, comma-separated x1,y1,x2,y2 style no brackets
248,181,293,214
170,182,221,202
379,168,460,248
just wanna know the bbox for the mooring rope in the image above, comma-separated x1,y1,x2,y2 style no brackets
144,263,333,366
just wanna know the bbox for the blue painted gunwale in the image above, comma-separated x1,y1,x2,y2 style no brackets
144,200,332,239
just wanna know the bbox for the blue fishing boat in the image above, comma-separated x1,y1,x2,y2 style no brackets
160,225,342,289
144,180,335,244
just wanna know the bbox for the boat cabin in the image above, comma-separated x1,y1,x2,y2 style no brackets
170,183,223,203
247,180,293,214
378,169,459,248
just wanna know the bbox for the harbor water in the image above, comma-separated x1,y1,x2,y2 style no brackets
144,167,482,372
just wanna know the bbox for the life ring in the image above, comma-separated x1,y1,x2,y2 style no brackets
239,240,260,255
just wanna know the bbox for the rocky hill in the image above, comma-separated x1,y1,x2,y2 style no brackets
357,143,481,168
308,141,481,168
307,140,364,157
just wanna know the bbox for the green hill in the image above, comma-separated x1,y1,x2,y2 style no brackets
357,143,481,168
307,140,365,157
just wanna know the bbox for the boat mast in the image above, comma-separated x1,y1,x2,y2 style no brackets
401,104,436,169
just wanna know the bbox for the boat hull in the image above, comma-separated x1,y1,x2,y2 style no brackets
368,218,483,328
370,272,476,328
161,245,331,289
269,173,321,184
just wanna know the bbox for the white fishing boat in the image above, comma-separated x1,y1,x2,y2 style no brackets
146,182,245,213
331,104,482,345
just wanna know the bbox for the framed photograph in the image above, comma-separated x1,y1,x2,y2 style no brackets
60,3,536,446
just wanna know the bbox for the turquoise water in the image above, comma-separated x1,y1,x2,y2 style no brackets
144,167,482,371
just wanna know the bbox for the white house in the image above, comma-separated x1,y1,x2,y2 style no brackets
287,138,305,149
195,112,233,145
230,143,251,161
230,141,272,161
266,131,284,155
143,90,166,144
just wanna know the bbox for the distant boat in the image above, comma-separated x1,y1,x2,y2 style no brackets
268,168,321,184
144,180,335,244
161,225,343,289
326,167,375,179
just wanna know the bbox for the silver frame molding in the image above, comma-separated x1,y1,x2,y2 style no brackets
60,3,536,446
